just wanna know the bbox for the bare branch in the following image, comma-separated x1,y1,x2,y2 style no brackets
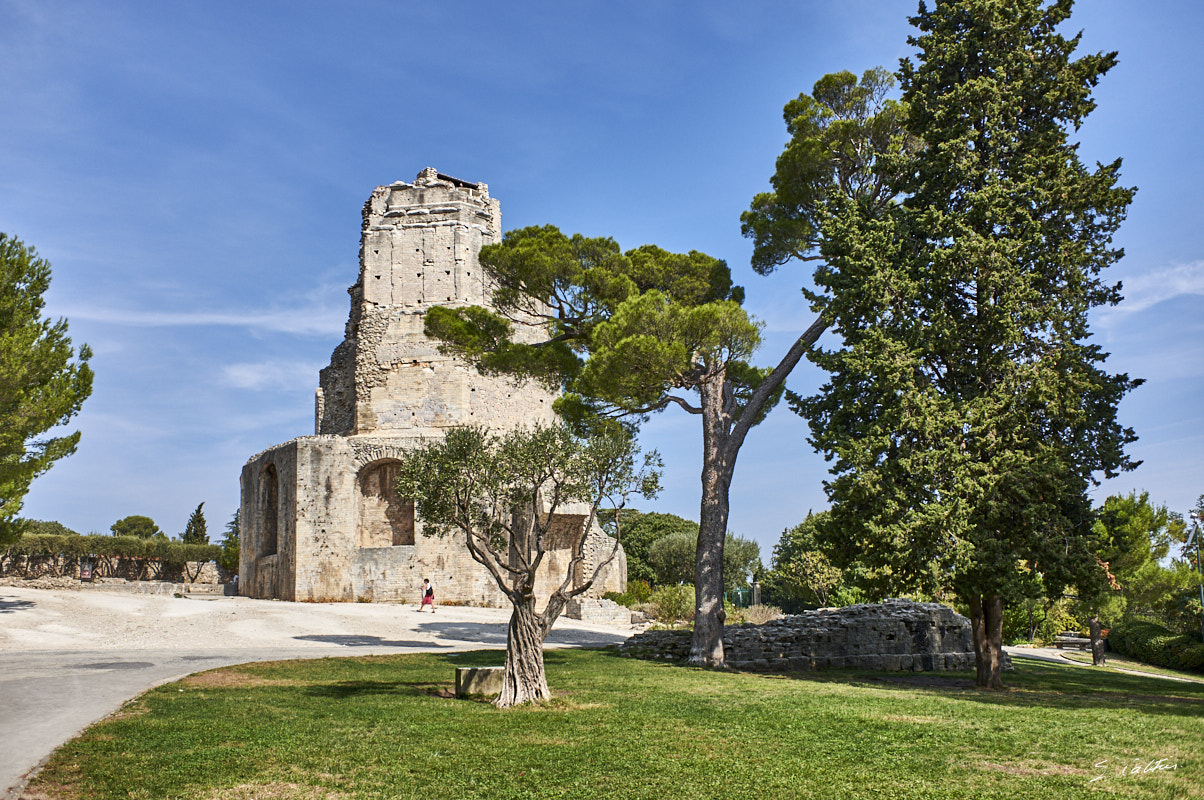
727,313,828,458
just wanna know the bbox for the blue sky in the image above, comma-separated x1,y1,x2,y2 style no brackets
3,1,1201,560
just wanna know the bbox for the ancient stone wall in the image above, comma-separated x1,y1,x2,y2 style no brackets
618,600,1012,672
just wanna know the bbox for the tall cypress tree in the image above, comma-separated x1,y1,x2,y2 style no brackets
795,0,1139,688
182,502,208,545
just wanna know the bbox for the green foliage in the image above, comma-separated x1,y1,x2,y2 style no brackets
762,511,846,609
1108,618,1204,673
3,531,219,568
181,502,208,545
110,515,163,540
597,509,697,585
1003,597,1084,646
422,222,789,665
0,233,93,545
828,585,869,608
793,0,1139,627
742,67,915,274
647,530,760,592
395,424,658,607
23,519,81,537
218,509,240,574
602,578,652,608
647,532,696,586
648,583,695,623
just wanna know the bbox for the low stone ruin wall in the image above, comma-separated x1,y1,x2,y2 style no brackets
0,558,229,586
617,599,1011,673
564,597,633,626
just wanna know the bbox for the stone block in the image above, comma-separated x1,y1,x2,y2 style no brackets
455,666,504,698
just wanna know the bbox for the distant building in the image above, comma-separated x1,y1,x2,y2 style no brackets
239,169,625,603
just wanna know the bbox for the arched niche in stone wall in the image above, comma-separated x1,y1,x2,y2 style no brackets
259,463,279,558
356,459,415,547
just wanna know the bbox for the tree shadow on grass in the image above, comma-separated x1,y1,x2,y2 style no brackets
599,648,1204,718
814,661,1204,717
292,634,451,648
306,680,451,699
413,620,627,649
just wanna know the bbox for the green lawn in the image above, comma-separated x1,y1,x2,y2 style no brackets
1059,651,1204,683
27,650,1203,800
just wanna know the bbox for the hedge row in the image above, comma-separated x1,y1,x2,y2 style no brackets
4,533,220,564
1108,618,1204,672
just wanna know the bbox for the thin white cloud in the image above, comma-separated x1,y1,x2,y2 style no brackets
1098,261,1204,323
59,302,346,336
221,361,324,391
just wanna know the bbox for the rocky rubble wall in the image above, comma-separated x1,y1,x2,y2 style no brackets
617,599,1012,672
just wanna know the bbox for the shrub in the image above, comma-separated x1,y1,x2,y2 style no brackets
602,579,653,608
648,584,694,623
1108,618,1204,672
728,604,783,625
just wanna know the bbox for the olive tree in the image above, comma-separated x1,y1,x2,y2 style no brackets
395,424,658,707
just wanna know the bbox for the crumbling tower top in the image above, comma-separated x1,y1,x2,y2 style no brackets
315,168,554,438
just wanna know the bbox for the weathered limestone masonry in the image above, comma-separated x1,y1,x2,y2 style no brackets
618,600,1013,672
240,169,626,605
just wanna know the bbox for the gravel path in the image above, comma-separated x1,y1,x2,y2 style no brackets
0,585,635,798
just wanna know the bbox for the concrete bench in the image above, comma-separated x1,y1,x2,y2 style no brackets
1053,637,1092,650
455,666,504,698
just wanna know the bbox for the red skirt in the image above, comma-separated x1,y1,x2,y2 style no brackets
421,595,433,606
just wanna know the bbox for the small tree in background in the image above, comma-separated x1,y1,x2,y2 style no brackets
218,509,240,575
763,512,844,609
111,515,163,540
396,424,659,707
0,233,94,544
647,532,696,586
647,530,760,593
597,509,697,585
181,502,208,545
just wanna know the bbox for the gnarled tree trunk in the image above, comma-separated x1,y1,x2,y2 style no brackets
496,596,550,708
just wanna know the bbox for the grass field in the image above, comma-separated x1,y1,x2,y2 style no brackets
25,650,1204,800
1059,651,1204,683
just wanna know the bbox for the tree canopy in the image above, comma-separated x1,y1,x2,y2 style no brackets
0,233,93,544
218,509,240,574
111,515,164,540
762,512,845,609
742,67,915,275
395,424,658,707
424,228,787,666
646,529,760,593
793,0,1138,688
597,509,698,585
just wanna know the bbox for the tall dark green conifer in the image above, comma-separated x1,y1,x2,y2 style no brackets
182,502,208,545
795,0,1139,687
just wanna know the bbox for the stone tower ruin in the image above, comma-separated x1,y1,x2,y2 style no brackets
239,168,626,603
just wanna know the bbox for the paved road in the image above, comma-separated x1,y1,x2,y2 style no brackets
0,586,632,798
